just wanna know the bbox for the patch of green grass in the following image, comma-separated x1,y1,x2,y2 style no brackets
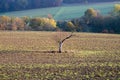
0,2,115,20
0,63,120,80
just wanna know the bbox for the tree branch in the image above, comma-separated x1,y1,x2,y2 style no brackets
61,32,73,43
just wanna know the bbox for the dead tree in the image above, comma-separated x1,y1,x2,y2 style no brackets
54,31,73,53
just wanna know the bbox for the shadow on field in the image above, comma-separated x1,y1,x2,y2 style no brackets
0,50,69,54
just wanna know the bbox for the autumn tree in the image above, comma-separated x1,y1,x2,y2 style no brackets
71,19,86,32
0,15,11,30
85,8,98,18
21,16,31,30
30,17,57,31
9,17,25,30
66,21,76,31
84,8,99,24
111,4,120,16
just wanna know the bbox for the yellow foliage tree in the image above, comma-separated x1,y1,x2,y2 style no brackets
112,4,120,16
67,21,75,28
84,8,98,24
42,18,57,28
66,21,76,31
0,15,11,30
12,17,25,30
114,4,120,12
21,16,30,23
30,17,57,30
85,8,98,18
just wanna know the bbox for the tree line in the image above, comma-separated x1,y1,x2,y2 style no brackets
0,0,116,12
58,4,120,34
0,4,120,34
0,16,57,31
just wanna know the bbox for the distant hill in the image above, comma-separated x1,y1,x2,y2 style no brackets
0,0,117,12
0,0,63,12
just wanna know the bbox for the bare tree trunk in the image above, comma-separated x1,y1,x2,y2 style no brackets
59,42,63,53
58,32,73,53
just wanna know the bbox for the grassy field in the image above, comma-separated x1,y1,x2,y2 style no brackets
0,2,119,20
0,31,120,80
